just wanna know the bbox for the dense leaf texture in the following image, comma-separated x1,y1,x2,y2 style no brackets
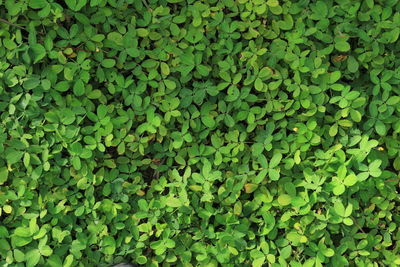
0,0,400,266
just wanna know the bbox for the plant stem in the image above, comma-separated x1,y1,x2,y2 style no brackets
0,18,26,31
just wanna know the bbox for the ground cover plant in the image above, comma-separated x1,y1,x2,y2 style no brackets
0,0,400,266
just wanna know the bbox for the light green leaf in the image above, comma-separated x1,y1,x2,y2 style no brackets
268,168,280,181
334,201,345,216
277,194,291,206
165,197,182,208
333,184,345,195
39,245,53,256
269,153,282,168
255,78,264,91
343,174,357,186
0,167,9,185
160,62,170,76
26,249,41,267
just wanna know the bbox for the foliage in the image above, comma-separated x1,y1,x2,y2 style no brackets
0,0,400,266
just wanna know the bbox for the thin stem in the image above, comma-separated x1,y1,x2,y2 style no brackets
0,18,26,31
142,0,151,10
351,216,365,234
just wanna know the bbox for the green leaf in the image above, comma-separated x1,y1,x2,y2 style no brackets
63,254,74,267
335,41,350,52
268,168,280,181
369,160,382,177
387,96,400,106
1,3,398,266
323,248,335,257
137,256,147,265
269,153,282,168
102,59,116,68
196,65,209,76
350,110,362,122
266,0,279,7
73,79,85,96
30,44,46,63
6,150,24,164
277,194,291,206
142,59,158,69
344,204,353,217
244,183,258,193
126,48,140,57
91,34,105,42
201,116,215,128
259,67,273,79
39,245,53,256
102,236,116,255
292,196,307,207
252,256,265,267
334,201,345,216
26,249,41,267
70,142,83,154
160,62,170,76
343,217,353,226
375,120,386,136
329,123,338,136
87,89,102,99
73,156,82,170
55,81,70,92
0,167,9,185
65,0,87,11
11,235,32,247
338,120,352,127
29,0,48,9
255,78,264,91
48,255,63,267
255,169,268,184
313,1,327,18
137,28,149,37
252,143,264,156
330,71,341,83
24,77,41,90
15,227,31,237
165,197,182,208
164,79,176,90
347,56,359,73
343,174,357,186
333,184,345,195
14,249,25,262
